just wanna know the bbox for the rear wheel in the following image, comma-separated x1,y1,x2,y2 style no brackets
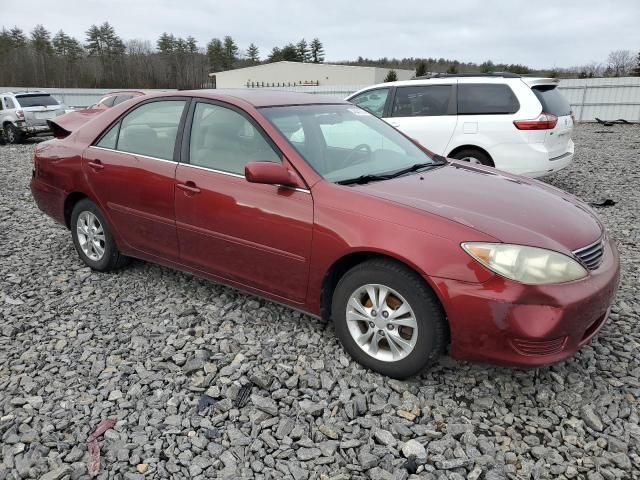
450,148,493,167
5,124,23,144
331,259,447,378
70,199,129,271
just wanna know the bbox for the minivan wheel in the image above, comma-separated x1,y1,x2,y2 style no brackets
70,199,129,271
5,124,22,144
451,148,493,167
331,259,447,379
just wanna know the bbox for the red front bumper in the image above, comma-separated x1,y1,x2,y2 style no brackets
432,237,620,366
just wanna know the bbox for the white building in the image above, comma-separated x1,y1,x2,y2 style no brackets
209,61,415,88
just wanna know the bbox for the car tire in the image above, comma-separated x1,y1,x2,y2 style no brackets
450,148,493,167
331,258,447,379
5,124,23,144
70,199,129,272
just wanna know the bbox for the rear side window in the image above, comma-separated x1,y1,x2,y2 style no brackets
4,97,16,109
100,96,117,107
349,88,390,117
113,95,133,106
532,86,571,116
458,84,519,115
15,94,59,107
392,85,452,117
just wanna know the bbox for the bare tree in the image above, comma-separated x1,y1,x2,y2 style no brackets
607,50,635,77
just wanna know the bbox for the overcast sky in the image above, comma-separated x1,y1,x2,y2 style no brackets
2,0,639,68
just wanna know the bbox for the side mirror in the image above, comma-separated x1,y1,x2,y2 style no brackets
244,161,302,188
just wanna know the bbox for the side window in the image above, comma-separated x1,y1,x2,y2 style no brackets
189,102,280,174
96,122,120,149
458,84,520,115
392,85,452,117
116,100,186,160
100,96,117,107
5,97,15,109
349,88,389,117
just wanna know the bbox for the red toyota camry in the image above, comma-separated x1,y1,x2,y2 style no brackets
31,90,619,378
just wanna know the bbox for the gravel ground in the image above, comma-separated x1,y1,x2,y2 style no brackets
1,124,639,480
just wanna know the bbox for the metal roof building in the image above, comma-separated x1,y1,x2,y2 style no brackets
208,61,414,88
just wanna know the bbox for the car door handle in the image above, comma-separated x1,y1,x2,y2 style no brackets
88,160,104,171
177,182,201,194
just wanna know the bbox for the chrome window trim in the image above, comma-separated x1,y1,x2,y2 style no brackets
88,146,310,194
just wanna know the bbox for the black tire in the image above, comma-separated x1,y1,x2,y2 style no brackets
331,259,447,379
70,199,129,271
5,124,23,144
450,148,493,167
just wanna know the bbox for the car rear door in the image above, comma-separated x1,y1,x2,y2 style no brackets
83,98,188,260
531,85,574,159
385,83,457,154
174,100,313,303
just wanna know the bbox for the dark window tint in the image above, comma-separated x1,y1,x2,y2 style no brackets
4,97,16,109
392,85,452,117
113,95,133,106
100,96,117,107
189,102,280,174
458,84,519,115
117,100,186,160
15,94,59,107
349,88,389,117
532,86,571,116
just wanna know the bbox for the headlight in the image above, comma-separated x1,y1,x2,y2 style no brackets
461,242,588,285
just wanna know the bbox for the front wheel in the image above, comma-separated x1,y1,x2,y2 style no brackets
331,259,448,378
70,199,129,271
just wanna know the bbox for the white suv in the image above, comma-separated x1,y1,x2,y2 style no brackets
0,91,65,143
346,73,574,178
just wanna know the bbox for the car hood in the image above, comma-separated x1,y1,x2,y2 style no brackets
355,161,603,253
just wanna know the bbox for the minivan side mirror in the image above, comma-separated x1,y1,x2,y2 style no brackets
244,161,302,188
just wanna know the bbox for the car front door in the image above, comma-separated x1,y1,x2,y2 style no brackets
386,84,458,154
174,100,313,303
348,88,392,118
84,98,188,260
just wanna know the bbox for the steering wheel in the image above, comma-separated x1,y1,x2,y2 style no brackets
344,143,372,165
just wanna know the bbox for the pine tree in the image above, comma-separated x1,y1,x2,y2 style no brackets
310,38,324,63
384,69,398,82
222,36,238,70
9,27,27,47
296,38,310,62
415,59,428,77
207,38,224,71
281,43,299,61
247,43,260,64
267,47,283,63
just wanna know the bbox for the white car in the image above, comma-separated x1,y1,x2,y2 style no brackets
0,91,66,143
346,73,574,178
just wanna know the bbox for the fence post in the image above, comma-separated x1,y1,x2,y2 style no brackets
579,83,588,122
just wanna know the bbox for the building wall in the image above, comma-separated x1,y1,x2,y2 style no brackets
212,61,414,88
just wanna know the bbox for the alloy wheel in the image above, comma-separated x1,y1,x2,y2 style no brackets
345,284,418,362
76,211,106,261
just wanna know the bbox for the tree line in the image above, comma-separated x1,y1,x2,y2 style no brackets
0,23,327,89
1,22,638,89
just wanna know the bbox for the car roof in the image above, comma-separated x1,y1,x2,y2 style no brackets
3,91,50,96
175,89,348,107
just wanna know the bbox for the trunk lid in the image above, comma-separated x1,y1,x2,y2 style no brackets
531,85,573,159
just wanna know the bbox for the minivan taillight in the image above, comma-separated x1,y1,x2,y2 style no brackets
513,112,558,130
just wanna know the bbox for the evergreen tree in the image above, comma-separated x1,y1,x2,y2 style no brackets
207,38,224,71
267,46,283,63
281,43,300,61
222,35,238,70
296,38,310,62
384,69,398,82
415,59,428,77
446,64,458,74
480,60,495,73
246,43,260,64
310,38,324,63
633,51,640,76
9,27,27,47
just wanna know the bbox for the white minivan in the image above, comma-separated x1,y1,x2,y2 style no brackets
346,73,574,178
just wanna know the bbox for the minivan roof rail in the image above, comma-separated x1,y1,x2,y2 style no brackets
413,72,522,80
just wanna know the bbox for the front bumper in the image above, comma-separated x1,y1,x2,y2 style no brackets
432,236,620,367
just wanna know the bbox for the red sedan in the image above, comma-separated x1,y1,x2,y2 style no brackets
31,90,620,378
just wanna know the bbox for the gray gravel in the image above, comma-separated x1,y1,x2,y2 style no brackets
1,124,639,479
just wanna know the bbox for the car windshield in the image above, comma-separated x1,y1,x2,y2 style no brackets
15,94,59,107
261,104,435,183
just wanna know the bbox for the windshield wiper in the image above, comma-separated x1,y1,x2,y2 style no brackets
337,156,447,186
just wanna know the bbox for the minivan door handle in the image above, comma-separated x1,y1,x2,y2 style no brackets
176,181,201,194
88,160,104,171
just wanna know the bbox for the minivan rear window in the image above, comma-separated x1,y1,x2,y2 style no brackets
15,94,59,107
458,84,520,115
532,86,571,117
